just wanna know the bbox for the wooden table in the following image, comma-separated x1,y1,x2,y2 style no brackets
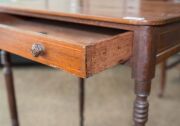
0,0,179,126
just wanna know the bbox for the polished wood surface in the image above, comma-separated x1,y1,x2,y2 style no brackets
0,0,180,25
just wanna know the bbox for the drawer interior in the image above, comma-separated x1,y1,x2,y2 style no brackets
0,14,127,45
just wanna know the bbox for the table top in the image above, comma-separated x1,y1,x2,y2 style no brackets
0,0,180,26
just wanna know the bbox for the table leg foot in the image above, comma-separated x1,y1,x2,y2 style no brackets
79,78,85,126
1,51,20,126
133,80,151,126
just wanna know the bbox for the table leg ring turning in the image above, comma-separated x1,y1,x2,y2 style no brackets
133,80,151,126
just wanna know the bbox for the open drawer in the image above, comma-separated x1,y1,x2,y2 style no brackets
0,14,133,78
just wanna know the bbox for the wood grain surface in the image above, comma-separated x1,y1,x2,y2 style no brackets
0,0,179,26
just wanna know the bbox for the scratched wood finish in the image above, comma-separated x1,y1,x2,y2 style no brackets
0,14,132,77
0,0,180,26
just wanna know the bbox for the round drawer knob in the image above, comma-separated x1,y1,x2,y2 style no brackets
31,43,44,57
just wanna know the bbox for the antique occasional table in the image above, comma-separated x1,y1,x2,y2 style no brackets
0,0,179,126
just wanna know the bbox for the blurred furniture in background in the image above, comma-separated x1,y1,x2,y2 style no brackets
159,54,180,97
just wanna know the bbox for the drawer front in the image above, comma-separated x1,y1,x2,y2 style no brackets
0,25,86,77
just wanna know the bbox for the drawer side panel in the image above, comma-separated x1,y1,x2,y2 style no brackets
86,32,133,76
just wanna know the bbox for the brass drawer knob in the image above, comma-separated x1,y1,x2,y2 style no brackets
31,43,44,57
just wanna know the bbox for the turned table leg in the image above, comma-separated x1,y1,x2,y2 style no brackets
79,78,85,126
1,51,20,126
133,80,151,126
132,28,156,126
158,61,167,97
